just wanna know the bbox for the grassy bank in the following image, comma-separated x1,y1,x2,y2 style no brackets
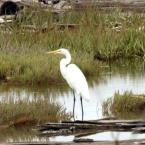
103,91,145,119
0,97,71,129
0,52,100,85
0,9,145,84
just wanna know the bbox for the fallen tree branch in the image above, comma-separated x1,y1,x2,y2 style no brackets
37,118,145,137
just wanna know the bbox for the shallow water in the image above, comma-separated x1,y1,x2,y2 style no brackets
1,59,145,142
49,132,145,142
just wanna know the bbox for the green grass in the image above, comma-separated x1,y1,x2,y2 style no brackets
0,52,100,85
103,91,145,119
0,8,145,84
0,97,71,127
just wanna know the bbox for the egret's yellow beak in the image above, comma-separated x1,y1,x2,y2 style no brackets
46,50,60,55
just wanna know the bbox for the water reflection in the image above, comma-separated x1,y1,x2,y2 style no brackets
49,131,145,142
0,60,145,120
0,127,36,142
82,131,145,141
0,59,145,141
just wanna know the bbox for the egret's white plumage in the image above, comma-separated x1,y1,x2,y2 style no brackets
47,48,90,120
59,49,89,101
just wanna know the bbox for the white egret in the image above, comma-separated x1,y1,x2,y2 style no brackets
47,48,89,120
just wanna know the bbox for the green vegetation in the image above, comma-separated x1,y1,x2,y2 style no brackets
103,91,145,119
0,97,71,128
0,8,145,84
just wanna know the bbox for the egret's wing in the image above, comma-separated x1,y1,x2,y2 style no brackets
65,64,89,100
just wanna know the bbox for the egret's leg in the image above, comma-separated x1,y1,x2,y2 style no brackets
80,96,84,121
73,90,76,120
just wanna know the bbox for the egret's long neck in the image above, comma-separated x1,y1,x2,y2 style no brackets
60,51,71,76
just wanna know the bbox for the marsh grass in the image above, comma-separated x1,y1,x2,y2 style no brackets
0,8,145,84
0,97,71,127
103,91,145,119
0,52,100,85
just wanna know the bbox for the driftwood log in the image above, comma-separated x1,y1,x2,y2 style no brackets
1,0,145,25
37,118,145,137
18,1,145,13
1,1,145,13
